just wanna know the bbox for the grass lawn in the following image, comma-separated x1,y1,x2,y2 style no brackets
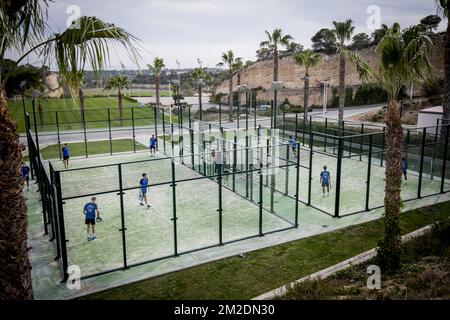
81,201,450,300
8,97,145,132
34,139,147,160
281,218,450,299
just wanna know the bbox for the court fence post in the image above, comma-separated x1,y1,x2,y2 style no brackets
258,155,264,236
285,144,289,196
324,118,328,152
265,138,270,187
218,161,223,246
294,140,301,228
132,107,136,153
154,106,159,151
170,159,178,256
418,127,426,198
365,134,373,211
441,125,449,193
334,137,343,218
162,109,166,154
431,120,439,180
295,113,299,141
282,112,286,137
108,109,113,155
307,132,314,206
171,123,175,157
246,135,249,198
233,135,237,192
54,171,68,282
302,116,306,146
190,128,195,168
117,164,128,269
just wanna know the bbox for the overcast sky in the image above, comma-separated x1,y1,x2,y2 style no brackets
8,0,445,70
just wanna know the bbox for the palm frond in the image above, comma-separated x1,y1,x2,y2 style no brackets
41,16,141,93
342,49,376,83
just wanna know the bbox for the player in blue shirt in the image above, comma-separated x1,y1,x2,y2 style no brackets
289,136,298,156
62,143,70,168
83,197,100,241
149,134,157,156
21,162,30,191
320,166,332,197
402,158,408,181
139,173,151,208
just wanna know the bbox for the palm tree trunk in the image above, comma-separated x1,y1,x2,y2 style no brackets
79,88,85,128
118,88,123,127
273,49,279,81
380,99,403,270
0,88,33,299
228,70,233,122
442,18,450,133
156,75,160,107
304,69,310,120
338,53,345,123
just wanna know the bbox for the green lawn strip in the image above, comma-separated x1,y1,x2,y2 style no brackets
35,139,147,160
81,201,450,300
9,97,142,132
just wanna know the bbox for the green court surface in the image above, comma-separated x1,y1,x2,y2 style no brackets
50,152,292,278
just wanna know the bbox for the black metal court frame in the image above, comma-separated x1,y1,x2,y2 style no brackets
26,98,450,282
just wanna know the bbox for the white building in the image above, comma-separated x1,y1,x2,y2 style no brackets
418,106,443,129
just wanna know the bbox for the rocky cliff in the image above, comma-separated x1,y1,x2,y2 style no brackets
214,34,445,107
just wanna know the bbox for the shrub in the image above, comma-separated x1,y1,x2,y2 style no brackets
353,84,388,106
331,88,339,108
345,87,354,107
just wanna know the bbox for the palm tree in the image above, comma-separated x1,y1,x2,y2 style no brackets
437,1,450,130
352,23,433,270
217,50,241,122
294,49,323,119
189,67,210,120
332,19,356,123
0,1,140,299
105,75,130,126
260,29,293,123
259,29,293,82
233,58,244,106
148,57,165,107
